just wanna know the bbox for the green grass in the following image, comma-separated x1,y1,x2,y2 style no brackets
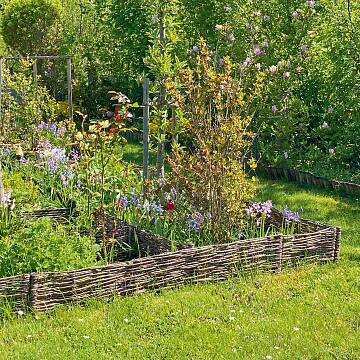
0,147,359,359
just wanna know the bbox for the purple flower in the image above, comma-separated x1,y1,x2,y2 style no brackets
130,190,139,206
283,206,302,223
106,111,114,118
205,212,212,220
70,149,80,162
263,15,271,22
292,11,300,19
116,194,128,208
253,45,264,56
272,104,277,113
328,106,334,114
170,187,177,199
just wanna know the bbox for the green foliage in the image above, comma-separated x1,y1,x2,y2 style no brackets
0,61,59,145
1,0,63,55
0,218,97,277
0,181,359,358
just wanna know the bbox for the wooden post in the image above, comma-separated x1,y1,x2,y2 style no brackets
0,161,4,203
171,105,178,146
143,78,150,192
66,57,73,121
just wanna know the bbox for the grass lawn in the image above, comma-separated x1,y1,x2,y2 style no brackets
0,146,359,359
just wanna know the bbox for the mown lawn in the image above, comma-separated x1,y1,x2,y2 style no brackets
0,178,359,359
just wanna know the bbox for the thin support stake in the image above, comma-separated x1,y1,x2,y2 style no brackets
67,57,73,121
33,60,38,88
143,78,150,190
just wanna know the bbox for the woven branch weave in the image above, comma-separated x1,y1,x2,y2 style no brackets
0,210,340,312
260,166,360,194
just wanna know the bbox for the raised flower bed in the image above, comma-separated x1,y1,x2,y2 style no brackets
0,207,340,312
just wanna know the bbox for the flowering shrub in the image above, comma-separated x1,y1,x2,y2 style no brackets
168,40,260,241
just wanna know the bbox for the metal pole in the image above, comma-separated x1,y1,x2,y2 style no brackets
143,78,150,188
32,59,38,88
66,57,73,121
157,4,166,181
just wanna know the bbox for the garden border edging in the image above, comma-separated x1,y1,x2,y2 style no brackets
0,210,341,313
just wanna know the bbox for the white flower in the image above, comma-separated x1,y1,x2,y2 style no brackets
321,121,329,129
17,310,24,316
265,356,273,360
269,65,277,74
124,318,129,323
215,24,224,31
229,316,236,321
293,326,300,331
228,33,235,42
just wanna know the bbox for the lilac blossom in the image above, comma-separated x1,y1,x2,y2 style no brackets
245,200,272,218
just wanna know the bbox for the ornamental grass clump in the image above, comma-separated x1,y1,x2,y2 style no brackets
168,40,264,241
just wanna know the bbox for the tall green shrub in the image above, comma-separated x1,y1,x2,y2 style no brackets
1,0,63,55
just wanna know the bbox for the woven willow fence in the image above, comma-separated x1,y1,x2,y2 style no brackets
0,209,340,312
260,166,360,195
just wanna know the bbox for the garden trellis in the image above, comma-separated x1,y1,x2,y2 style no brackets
0,55,73,139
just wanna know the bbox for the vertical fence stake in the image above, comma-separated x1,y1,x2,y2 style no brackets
66,57,73,121
143,77,150,196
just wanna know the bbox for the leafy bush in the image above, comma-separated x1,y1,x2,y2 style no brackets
0,218,97,277
1,0,63,55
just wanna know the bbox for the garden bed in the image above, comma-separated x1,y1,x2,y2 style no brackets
259,166,360,195
0,208,340,312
